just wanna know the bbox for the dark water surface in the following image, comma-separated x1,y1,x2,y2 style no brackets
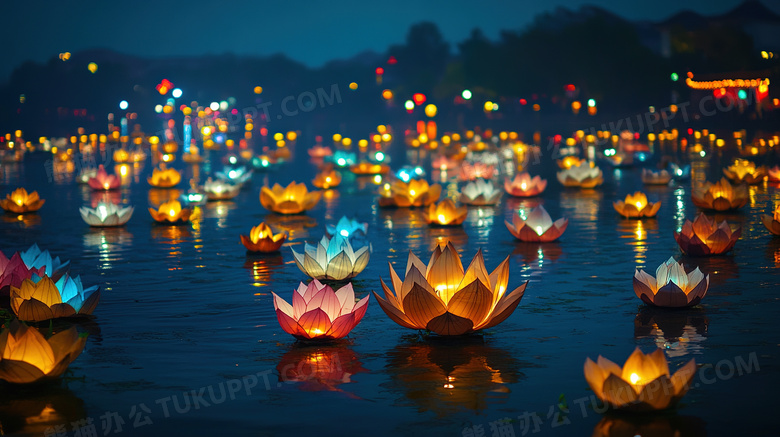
1,139,778,437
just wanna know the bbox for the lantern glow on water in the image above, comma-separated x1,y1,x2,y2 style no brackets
0,188,45,213
260,181,322,214
147,165,182,188
504,173,547,197
505,205,568,242
240,222,287,253
423,199,468,226
377,179,442,208
613,192,661,218
148,200,193,223
691,177,748,211
674,213,741,256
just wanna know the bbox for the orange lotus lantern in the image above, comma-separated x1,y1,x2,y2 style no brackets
768,166,780,182
373,242,528,336
260,182,322,214
240,222,287,252
505,205,568,242
723,158,767,185
557,155,584,169
423,199,467,226
504,173,547,197
584,348,696,411
691,178,748,211
613,192,661,218
458,162,496,181
312,169,342,189
0,321,87,384
147,165,182,188
674,213,741,256
634,257,709,307
113,148,130,163
350,162,390,175
761,203,780,235
272,280,369,340
148,200,193,223
641,169,672,185
0,188,45,213
377,179,442,208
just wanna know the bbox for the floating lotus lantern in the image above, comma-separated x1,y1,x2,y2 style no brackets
505,205,567,242
202,178,240,201
0,321,88,384
312,169,342,189
584,348,696,411
87,165,121,191
216,166,253,187
1,188,45,213
769,166,780,182
761,203,780,236
260,182,322,215
240,222,287,252
423,199,468,226
326,216,368,239
723,158,767,185
350,162,390,175
10,274,100,322
308,145,333,158
691,177,748,211
613,192,661,218
377,179,442,208
79,202,134,227
458,162,496,181
504,173,547,197
147,165,181,188
633,257,709,307
460,179,502,205
557,162,603,188
272,280,369,340
20,244,69,279
557,155,584,169
641,169,672,185
291,235,370,281
674,213,741,256
0,252,44,291
668,163,691,180
148,200,193,223
113,148,130,163
373,242,527,336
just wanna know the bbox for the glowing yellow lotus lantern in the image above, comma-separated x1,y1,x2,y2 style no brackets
634,257,709,307
377,179,442,208
272,280,369,340
147,165,182,188
691,178,748,211
0,188,45,213
641,169,671,185
10,274,100,321
613,192,661,218
202,178,240,201
148,200,193,223
350,162,390,175
312,169,342,189
260,181,322,214
113,148,130,163
373,242,528,336
556,162,603,188
584,348,696,411
557,155,584,169
504,173,546,197
723,158,767,185
240,222,287,252
505,205,567,242
423,199,468,226
674,213,740,256
460,179,502,205
761,203,780,236
0,321,87,384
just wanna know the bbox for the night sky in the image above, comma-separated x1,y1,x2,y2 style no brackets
2,0,770,82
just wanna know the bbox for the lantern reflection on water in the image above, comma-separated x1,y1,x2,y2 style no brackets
276,345,367,396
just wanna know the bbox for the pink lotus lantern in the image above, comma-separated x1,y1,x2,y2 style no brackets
458,162,496,181
272,280,369,341
0,252,45,294
87,165,121,191
505,205,567,242
504,173,547,197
